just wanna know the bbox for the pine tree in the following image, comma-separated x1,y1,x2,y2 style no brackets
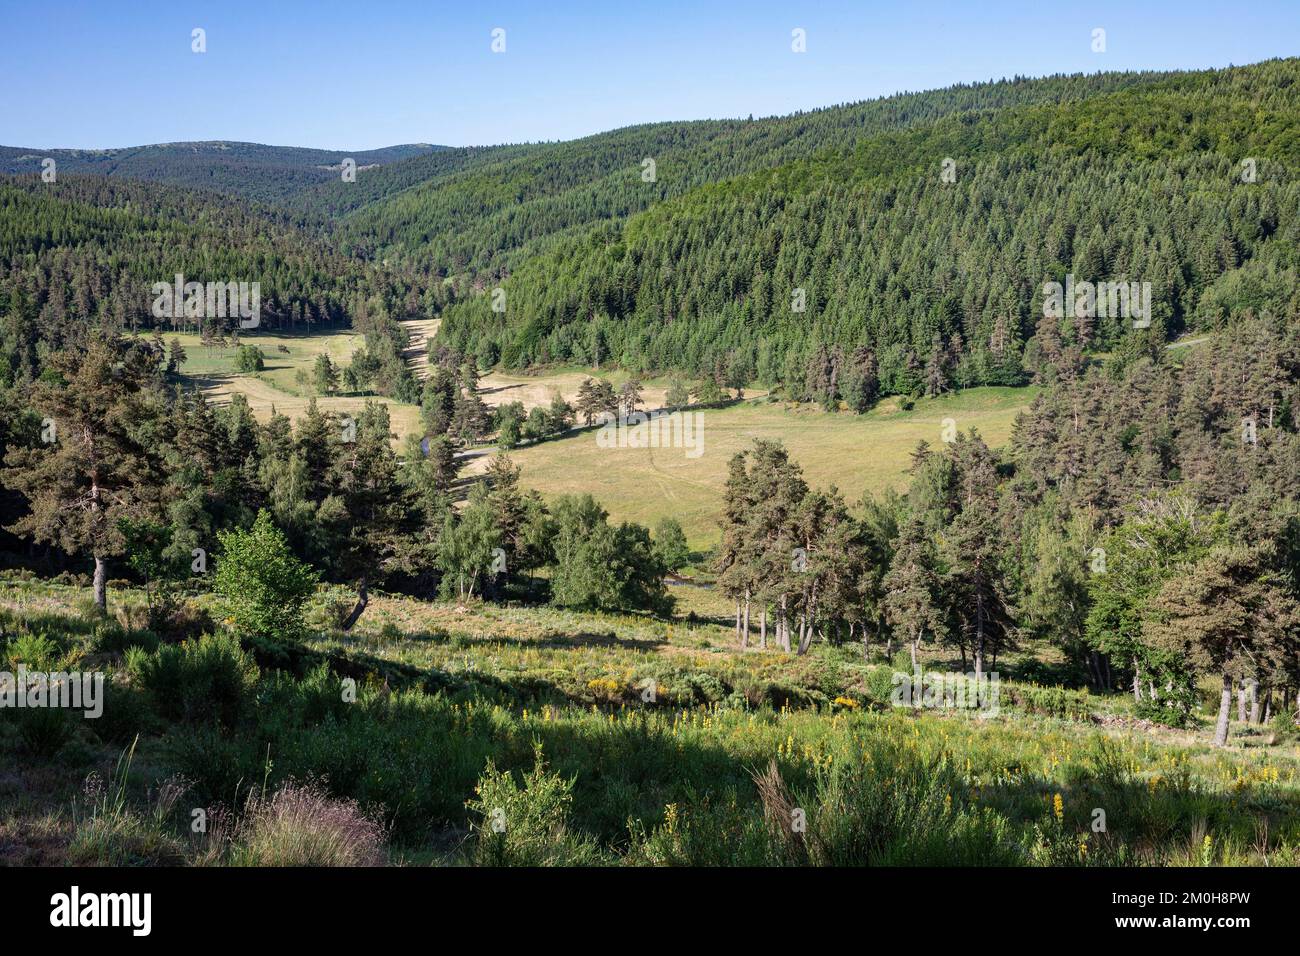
716,452,755,646
1145,545,1300,746
313,354,339,395
2,339,163,613
333,402,410,629
882,515,945,669
167,337,187,374
575,378,599,426
619,377,645,417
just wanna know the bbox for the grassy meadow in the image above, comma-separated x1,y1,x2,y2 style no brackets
483,387,1035,547
164,326,425,445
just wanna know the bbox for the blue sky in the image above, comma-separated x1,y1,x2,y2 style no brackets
2,0,1297,150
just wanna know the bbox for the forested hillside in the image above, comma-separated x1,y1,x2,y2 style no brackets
0,176,436,396
0,141,442,202
435,59,1300,399
5,60,1296,404
318,66,1205,277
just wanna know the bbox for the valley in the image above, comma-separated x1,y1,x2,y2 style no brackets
3,47,1300,875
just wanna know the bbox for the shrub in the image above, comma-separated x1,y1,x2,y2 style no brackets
231,782,387,866
652,517,691,573
786,743,1023,866
304,584,358,633
467,747,602,866
862,665,899,708
1269,708,1300,744
12,706,75,758
234,344,265,372
90,619,155,656
297,664,353,725
628,797,778,866
214,510,319,639
126,633,259,727
163,725,263,808
4,631,59,670
1010,683,1092,720
92,680,158,745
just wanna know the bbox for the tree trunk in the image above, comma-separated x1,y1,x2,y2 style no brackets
760,607,767,649
778,596,790,652
1213,671,1233,747
1238,684,1247,723
93,554,108,615
342,576,369,631
1249,680,1261,724
734,603,741,642
910,631,919,670
797,603,816,656
741,591,751,650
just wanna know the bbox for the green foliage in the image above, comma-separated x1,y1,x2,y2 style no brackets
549,494,671,614
213,510,319,639
435,491,502,602
1009,684,1092,721
652,517,691,573
437,62,1300,397
11,705,75,758
3,630,59,669
467,747,602,866
126,632,259,728
234,344,265,373
0,142,441,202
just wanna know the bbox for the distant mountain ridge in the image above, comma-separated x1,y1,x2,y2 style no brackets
0,141,445,202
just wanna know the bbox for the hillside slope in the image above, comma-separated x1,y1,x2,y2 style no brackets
0,141,444,202
323,67,1206,277
431,59,1300,395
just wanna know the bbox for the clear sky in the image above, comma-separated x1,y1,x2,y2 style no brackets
2,0,1297,150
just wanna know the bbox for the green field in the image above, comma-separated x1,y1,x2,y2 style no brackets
167,327,425,444
488,387,1036,547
